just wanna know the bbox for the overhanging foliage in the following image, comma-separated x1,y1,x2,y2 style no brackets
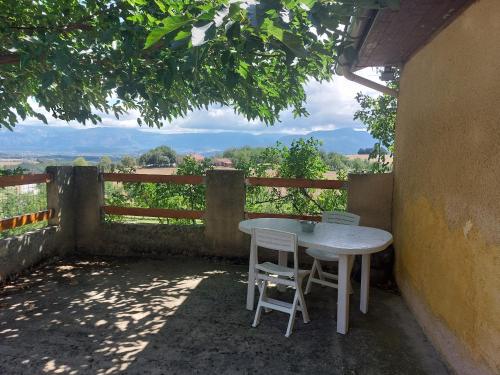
1,0,398,130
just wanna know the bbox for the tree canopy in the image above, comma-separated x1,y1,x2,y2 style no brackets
138,145,176,167
98,156,113,171
354,69,398,172
73,156,89,166
1,0,398,130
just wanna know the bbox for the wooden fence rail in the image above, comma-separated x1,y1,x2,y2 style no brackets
103,173,204,185
103,206,204,220
102,173,347,189
0,174,53,233
245,212,322,221
0,173,51,188
0,172,346,232
0,209,54,232
246,177,347,189
102,173,346,221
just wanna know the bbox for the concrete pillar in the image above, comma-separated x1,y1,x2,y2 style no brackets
347,172,395,286
347,173,393,232
46,166,75,255
204,170,246,257
73,166,104,253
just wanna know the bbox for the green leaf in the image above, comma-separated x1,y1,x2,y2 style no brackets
144,15,190,49
300,0,317,9
174,30,190,41
34,112,48,124
262,19,284,40
41,71,57,89
262,20,306,57
228,2,241,19
154,0,166,12
281,32,307,57
236,61,249,79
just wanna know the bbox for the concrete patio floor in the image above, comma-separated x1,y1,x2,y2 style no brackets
0,256,448,374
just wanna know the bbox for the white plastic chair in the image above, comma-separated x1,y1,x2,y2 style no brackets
305,211,360,295
251,228,310,337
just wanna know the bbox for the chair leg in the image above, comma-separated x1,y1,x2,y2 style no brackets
285,290,299,337
252,280,267,328
316,260,327,288
297,281,310,323
257,280,271,312
305,260,317,295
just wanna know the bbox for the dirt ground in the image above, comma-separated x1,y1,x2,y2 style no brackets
0,256,448,374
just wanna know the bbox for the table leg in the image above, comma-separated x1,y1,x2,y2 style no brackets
336,254,350,334
246,236,257,310
360,254,371,314
277,251,288,292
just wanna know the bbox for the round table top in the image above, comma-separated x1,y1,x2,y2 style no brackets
239,218,393,255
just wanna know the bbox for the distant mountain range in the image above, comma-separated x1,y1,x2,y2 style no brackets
0,125,378,157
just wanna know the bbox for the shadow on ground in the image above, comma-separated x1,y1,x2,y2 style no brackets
0,256,448,374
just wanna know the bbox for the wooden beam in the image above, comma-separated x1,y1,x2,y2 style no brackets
0,173,51,187
0,209,54,232
0,54,20,65
102,173,205,185
246,212,322,222
246,177,347,189
102,206,205,220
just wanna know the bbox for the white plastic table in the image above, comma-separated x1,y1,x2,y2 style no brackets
239,218,393,334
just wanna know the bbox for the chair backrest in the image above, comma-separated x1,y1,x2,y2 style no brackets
322,211,360,226
252,228,297,253
251,228,299,276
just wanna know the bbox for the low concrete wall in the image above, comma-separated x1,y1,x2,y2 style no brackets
75,169,251,259
1,168,396,281
1,166,77,281
0,227,61,281
90,223,209,259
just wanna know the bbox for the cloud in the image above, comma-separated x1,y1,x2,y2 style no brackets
15,68,383,134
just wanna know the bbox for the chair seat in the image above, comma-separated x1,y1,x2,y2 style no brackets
256,262,309,278
305,247,340,262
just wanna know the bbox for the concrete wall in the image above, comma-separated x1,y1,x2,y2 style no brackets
76,169,249,260
0,227,62,281
46,166,75,255
347,173,394,285
393,0,500,373
1,167,396,281
204,170,247,257
348,173,393,232
74,166,103,253
0,166,76,281
92,223,208,258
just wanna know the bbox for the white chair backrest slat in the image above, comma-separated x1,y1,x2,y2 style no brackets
322,211,360,226
251,227,299,279
252,228,297,253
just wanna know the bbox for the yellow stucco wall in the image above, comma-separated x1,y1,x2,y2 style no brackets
393,0,500,373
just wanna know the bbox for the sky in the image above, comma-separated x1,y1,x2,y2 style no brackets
17,68,382,135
